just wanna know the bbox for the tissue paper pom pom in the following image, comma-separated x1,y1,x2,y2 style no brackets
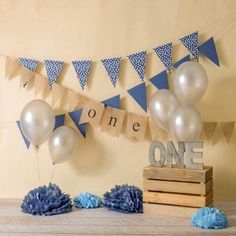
103,184,143,213
192,207,228,229
21,183,73,216
74,193,102,209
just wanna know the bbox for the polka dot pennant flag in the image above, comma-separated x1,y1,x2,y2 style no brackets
19,58,39,71
153,43,173,72
127,51,147,81
180,31,199,61
72,60,92,90
44,60,64,88
16,121,30,149
101,57,121,87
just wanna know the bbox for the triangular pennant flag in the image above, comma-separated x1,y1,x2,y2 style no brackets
150,70,169,89
101,57,121,87
127,51,147,81
68,90,80,111
51,84,66,105
19,58,39,71
68,109,87,138
16,121,30,149
20,67,35,88
127,82,147,112
202,122,217,142
33,74,49,97
199,37,220,66
180,32,199,61
102,95,120,109
153,42,173,72
173,55,191,68
5,57,20,79
45,60,64,87
220,122,235,143
54,114,65,130
72,60,92,90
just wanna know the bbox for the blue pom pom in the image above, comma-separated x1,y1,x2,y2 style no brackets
103,184,143,213
21,183,73,216
192,207,228,229
74,193,102,209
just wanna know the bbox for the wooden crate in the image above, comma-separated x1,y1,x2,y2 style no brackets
143,165,213,217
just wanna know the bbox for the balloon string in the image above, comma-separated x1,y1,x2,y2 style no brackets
35,147,41,186
50,164,57,184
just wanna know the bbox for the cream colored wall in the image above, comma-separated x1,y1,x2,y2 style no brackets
0,0,236,199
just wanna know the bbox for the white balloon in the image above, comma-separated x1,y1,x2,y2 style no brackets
149,90,180,130
20,100,55,147
173,61,208,104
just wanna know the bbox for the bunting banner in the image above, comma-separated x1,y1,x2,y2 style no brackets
180,31,199,61
5,57,20,79
127,51,147,81
219,122,235,143
51,83,66,105
153,43,172,72
54,114,66,130
72,60,92,90
19,58,39,71
173,55,191,68
20,67,35,88
150,70,169,90
127,82,147,112
202,122,217,142
16,121,30,149
102,95,120,109
68,90,81,111
45,60,64,87
101,57,121,87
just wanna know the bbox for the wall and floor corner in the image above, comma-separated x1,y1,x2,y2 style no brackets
0,0,236,200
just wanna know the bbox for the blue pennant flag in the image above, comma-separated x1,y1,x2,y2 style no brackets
153,43,173,72
180,32,199,61
127,82,147,112
127,51,147,81
72,60,92,90
150,70,169,89
16,121,30,149
19,58,39,71
54,114,65,130
68,109,87,138
45,60,64,87
102,95,120,109
199,37,220,66
173,55,191,68
101,57,121,87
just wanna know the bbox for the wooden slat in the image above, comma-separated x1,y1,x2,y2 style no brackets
143,166,213,183
143,178,213,195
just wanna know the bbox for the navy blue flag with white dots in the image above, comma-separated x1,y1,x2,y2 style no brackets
180,31,199,61
101,57,121,87
72,60,92,90
19,58,39,71
127,51,147,81
45,60,64,88
153,43,173,72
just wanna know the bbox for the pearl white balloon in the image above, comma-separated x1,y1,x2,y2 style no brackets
49,126,79,164
20,100,55,147
149,90,180,130
169,105,202,142
173,61,208,104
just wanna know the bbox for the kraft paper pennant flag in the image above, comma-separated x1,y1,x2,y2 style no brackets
45,60,64,87
126,113,147,141
33,74,49,97
199,37,220,66
101,107,126,136
202,122,217,142
127,82,147,112
16,121,30,149
5,57,20,79
54,114,65,130
19,58,39,71
153,42,173,72
127,51,147,81
80,100,105,126
173,55,191,68
148,118,168,141
102,95,120,109
180,32,199,61
101,57,121,87
51,84,66,105
150,70,169,90
68,109,87,138
20,67,35,88
219,121,235,143
68,90,80,111
72,60,92,90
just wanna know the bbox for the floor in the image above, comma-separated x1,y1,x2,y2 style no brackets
0,200,235,235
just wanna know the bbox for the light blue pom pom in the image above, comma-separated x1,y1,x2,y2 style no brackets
192,207,228,229
74,193,102,209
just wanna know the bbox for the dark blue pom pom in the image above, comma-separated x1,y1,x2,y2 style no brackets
21,183,73,216
103,184,143,213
